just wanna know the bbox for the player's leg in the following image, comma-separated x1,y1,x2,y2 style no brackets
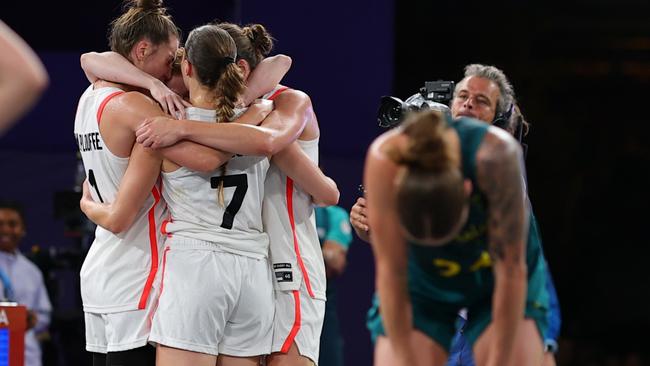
157,345,217,366
267,342,314,366
219,254,275,366
151,241,237,366
472,318,543,366
102,280,160,366
374,330,448,366
268,283,324,366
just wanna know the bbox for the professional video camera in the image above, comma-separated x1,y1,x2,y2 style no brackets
377,80,455,128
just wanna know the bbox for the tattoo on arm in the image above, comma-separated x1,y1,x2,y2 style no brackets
476,132,528,262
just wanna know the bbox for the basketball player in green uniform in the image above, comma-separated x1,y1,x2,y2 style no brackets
363,109,549,366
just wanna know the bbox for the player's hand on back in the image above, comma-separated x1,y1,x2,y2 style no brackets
148,79,191,119
79,178,95,215
136,117,181,149
238,99,273,125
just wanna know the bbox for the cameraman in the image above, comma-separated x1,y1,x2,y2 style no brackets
352,64,560,365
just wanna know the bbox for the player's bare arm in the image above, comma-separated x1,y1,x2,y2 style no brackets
81,51,189,117
0,21,48,134
115,91,231,172
80,141,162,233
271,141,339,206
365,130,417,366
475,127,529,366
242,54,291,105
80,91,229,232
136,89,311,155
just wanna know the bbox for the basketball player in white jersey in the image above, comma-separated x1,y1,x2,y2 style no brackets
81,23,337,366
133,22,336,366
80,48,292,121
72,2,257,366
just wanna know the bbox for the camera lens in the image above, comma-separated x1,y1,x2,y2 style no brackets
377,96,406,128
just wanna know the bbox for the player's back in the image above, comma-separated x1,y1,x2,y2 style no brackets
161,106,271,259
408,117,547,307
262,86,326,300
73,85,166,313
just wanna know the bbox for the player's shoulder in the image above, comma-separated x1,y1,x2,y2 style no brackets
369,126,408,159
476,125,521,165
116,91,158,107
107,91,162,117
274,86,310,104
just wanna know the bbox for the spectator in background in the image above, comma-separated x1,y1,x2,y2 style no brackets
315,205,354,366
0,200,52,366
0,20,48,136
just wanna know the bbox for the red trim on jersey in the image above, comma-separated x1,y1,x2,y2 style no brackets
161,218,172,237
137,186,161,309
280,290,301,353
286,178,315,298
96,91,124,125
267,86,289,101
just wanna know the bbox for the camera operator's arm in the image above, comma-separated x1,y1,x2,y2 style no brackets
475,128,528,366
366,130,417,366
350,197,370,242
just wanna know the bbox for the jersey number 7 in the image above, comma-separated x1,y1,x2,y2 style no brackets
210,174,248,229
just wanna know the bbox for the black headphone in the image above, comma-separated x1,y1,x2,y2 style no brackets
491,103,514,130
492,103,528,158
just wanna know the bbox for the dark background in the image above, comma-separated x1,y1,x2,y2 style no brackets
2,0,649,365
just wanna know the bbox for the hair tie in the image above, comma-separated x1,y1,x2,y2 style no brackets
222,56,235,67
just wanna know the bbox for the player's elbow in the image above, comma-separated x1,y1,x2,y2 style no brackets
255,133,282,156
276,54,292,72
79,52,96,72
16,61,48,96
319,193,339,207
103,219,129,234
314,180,340,206
103,212,136,234
28,66,49,94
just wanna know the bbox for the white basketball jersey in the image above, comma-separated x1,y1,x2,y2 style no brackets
161,107,271,258
74,85,167,313
262,87,326,300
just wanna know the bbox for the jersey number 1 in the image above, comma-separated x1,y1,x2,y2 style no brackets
210,174,248,229
88,169,104,203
